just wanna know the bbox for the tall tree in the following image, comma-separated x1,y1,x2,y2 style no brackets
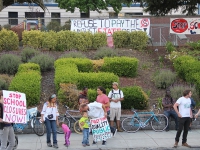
133,0,200,16
1,0,46,12
55,0,133,18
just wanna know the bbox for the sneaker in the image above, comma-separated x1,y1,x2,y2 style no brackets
47,143,52,147
92,141,97,144
182,143,191,148
82,144,86,147
53,144,58,149
102,141,106,145
113,129,117,137
174,141,178,148
86,143,90,146
117,128,123,132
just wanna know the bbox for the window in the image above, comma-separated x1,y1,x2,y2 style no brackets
43,0,56,4
8,12,18,25
80,12,90,18
109,12,118,18
51,13,60,24
125,13,143,17
25,12,45,24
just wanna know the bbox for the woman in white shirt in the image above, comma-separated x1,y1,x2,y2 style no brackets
41,94,59,148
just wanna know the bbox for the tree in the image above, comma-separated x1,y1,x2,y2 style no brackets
133,0,200,16
55,0,133,18
1,0,46,12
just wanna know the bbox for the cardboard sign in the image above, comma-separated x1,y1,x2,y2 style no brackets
71,18,150,36
90,117,112,142
170,18,200,34
3,90,27,123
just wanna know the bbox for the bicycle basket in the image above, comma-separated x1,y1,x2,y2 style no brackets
13,123,27,132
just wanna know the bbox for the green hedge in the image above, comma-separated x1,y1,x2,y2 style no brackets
113,31,130,48
87,86,148,110
9,71,41,106
121,86,148,109
101,57,138,77
55,58,93,72
0,29,19,51
92,32,107,49
18,63,40,73
77,72,119,89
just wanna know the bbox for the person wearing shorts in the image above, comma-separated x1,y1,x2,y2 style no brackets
108,82,124,132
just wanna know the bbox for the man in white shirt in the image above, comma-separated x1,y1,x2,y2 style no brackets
173,90,192,148
108,82,124,132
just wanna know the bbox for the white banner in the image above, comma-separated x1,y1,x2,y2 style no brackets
170,18,200,34
71,18,150,36
3,90,27,123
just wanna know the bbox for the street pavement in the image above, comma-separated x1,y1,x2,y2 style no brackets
16,129,200,150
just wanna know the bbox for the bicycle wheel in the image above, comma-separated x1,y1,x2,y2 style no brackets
74,120,82,134
57,116,70,134
151,114,168,131
32,118,45,136
122,117,140,133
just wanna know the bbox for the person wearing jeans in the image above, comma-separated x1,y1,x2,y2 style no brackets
0,91,15,150
162,90,178,131
173,90,193,148
41,94,59,149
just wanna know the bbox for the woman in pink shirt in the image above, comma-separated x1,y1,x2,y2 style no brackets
96,86,110,113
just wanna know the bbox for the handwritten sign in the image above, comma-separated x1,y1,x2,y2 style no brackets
90,117,112,142
71,18,150,36
170,18,200,34
3,90,27,123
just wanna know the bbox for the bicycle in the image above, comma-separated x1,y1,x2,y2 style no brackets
122,109,168,133
57,105,82,134
150,103,161,114
13,107,45,136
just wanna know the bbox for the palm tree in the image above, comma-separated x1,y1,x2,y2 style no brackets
1,0,46,11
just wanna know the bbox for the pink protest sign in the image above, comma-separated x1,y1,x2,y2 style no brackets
3,90,27,123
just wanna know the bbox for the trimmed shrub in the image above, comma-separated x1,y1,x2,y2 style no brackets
169,84,198,101
54,64,79,91
0,54,21,75
93,47,119,60
152,70,177,89
74,32,88,51
56,30,77,51
18,63,40,73
92,32,107,49
22,30,44,49
113,31,130,48
0,29,18,51
121,86,148,109
60,51,87,58
101,57,138,77
55,58,93,72
77,72,119,90
87,89,97,102
9,71,41,106
42,30,57,50
91,59,104,72
79,32,93,49
57,83,79,109
21,47,40,63
29,54,54,72
129,31,148,50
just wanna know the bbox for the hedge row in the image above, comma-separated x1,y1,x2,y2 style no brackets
22,30,107,51
87,86,148,110
113,31,149,50
101,57,138,77
0,29,18,51
9,63,41,106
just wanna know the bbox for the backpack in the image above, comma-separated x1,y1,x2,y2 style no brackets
111,89,121,99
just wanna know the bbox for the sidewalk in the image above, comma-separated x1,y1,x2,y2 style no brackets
16,130,200,150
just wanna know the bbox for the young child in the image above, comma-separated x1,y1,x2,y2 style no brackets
59,122,71,147
79,111,90,147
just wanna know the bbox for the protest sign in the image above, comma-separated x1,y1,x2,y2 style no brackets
170,18,200,34
90,117,112,142
3,90,27,123
71,18,150,36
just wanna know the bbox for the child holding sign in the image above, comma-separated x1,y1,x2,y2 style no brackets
79,111,90,147
59,122,71,147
